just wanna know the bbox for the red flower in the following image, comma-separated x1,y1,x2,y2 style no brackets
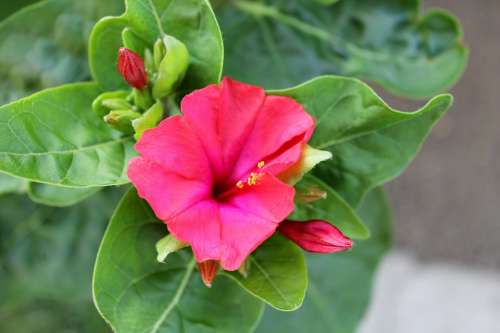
117,48,148,89
128,77,314,271
279,220,353,253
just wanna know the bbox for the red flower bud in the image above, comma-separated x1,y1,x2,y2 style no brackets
117,48,148,90
197,260,219,288
278,220,353,254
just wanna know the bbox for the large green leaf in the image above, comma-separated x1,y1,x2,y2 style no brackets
0,83,135,187
257,187,392,333
93,189,264,333
218,0,467,98
271,76,453,206
0,0,123,104
0,173,26,195
226,234,307,311
290,174,369,239
27,183,101,207
89,0,224,91
0,189,123,333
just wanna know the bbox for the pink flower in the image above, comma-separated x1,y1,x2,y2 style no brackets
128,77,314,271
117,48,148,89
278,220,353,253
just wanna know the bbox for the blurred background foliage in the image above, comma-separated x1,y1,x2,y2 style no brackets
0,0,123,104
0,189,123,332
0,0,37,19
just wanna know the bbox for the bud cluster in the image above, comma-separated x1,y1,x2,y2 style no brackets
93,34,190,140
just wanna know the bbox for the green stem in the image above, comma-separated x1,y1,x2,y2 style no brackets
151,259,196,333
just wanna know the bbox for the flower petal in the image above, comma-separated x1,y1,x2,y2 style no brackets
134,115,211,181
218,174,295,270
128,157,209,221
230,95,314,183
226,173,295,222
167,199,221,263
181,77,266,179
218,205,277,271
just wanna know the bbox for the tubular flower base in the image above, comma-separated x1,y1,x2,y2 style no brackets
198,260,219,287
128,77,314,271
117,47,148,90
279,220,353,254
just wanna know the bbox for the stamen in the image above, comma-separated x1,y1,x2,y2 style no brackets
235,171,264,190
247,172,259,186
257,161,265,169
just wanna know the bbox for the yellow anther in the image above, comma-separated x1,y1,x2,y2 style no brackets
247,172,263,186
257,161,265,169
237,171,264,190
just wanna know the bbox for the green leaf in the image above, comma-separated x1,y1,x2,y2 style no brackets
290,174,369,239
218,0,467,98
226,234,307,311
0,83,135,187
27,183,101,207
0,0,124,104
256,187,392,333
89,0,224,91
313,0,339,5
0,189,123,333
0,173,26,195
0,0,38,20
88,17,129,91
93,189,264,333
271,75,453,206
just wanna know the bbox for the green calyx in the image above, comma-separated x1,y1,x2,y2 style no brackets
133,88,154,110
92,90,130,118
155,234,189,263
132,101,164,140
152,35,190,99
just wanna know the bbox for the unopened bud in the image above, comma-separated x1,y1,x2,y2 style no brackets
103,109,141,134
198,260,219,288
144,48,154,75
152,35,189,99
279,220,353,254
153,38,166,70
102,98,131,110
92,90,129,117
155,234,188,263
117,48,148,90
132,101,164,140
296,186,327,203
133,88,154,110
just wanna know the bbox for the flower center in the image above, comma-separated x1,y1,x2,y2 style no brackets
212,161,266,202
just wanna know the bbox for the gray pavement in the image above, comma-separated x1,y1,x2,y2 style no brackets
360,251,500,332
387,0,500,268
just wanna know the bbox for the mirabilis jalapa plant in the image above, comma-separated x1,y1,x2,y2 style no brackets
0,0,467,332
